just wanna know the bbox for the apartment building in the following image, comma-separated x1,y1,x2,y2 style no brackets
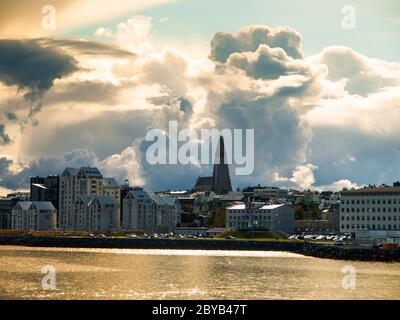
226,202,294,233
59,167,104,230
103,178,120,202
11,201,57,231
340,185,400,234
122,188,181,233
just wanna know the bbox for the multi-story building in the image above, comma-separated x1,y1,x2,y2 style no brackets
0,192,30,230
340,185,400,235
226,202,294,233
149,193,181,233
59,167,104,230
72,195,120,231
122,188,181,233
11,201,57,231
0,197,12,229
120,180,134,225
30,175,60,224
103,178,120,202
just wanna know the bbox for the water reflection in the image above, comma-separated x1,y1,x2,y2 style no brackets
0,246,399,300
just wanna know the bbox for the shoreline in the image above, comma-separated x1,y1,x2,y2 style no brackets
0,235,399,262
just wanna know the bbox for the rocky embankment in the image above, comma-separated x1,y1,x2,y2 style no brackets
0,235,399,262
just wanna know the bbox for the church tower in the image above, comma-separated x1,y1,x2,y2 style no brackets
212,136,233,194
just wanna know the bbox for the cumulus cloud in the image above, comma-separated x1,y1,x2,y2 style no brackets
226,44,311,80
0,149,97,189
210,25,303,63
95,27,113,38
2,20,400,194
311,46,400,96
314,179,363,192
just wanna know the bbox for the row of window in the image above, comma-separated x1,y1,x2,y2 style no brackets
228,215,272,221
342,207,400,213
341,215,399,221
341,224,399,230
342,198,400,205
228,209,274,214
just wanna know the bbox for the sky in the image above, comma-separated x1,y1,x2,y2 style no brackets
0,0,400,194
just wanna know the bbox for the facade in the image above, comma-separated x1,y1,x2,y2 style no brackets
226,202,294,233
0,192,30,230
123,188,181,233
103,178,120,201
30,175,60,223
340,185,400,235
120,180,135,225
11,201,57,231
354,230,400,246
0,197,12,229
59,167,104,230
72,195,120,231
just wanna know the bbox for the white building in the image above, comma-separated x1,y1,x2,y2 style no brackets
149,193,181,233
340,185,400,235
103,178,120,202
122,188,181,233
72,195,119,231
11,201,57,231
226,202,294,233
59,167,104,230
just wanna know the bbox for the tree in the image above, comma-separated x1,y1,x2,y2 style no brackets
210,208,226,227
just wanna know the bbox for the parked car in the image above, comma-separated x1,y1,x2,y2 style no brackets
334,239,344,246
225,235,236,240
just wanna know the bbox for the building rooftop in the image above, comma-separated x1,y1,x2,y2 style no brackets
103,178,119,188
32,202,56,211
342,185,400,194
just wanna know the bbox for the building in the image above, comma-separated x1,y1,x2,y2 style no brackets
30,175,60,222
193,176,213,192
149,193,181,233
72,195,120,231
0,197,12,229
354,229,400,246
193,136,232,195
0,192,30,230
11,201,57,230
210,191,245,209
340,185,400,236
226,202,294,233
120,180,133,225
122,188,181,233
59,167,104,230
103,178,120,201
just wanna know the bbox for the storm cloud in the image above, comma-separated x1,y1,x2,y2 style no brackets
0,39,78,117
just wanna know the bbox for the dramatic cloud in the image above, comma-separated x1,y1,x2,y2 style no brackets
210,25,303,63
2,20,400,193
0,149,98,190
311,46,400,96
0,124,11,145
226,44,311,80
0,39,78,118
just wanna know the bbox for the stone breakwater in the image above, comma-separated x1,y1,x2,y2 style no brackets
0,235,399,262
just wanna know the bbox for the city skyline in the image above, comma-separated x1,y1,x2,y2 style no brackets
1,1,400,196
